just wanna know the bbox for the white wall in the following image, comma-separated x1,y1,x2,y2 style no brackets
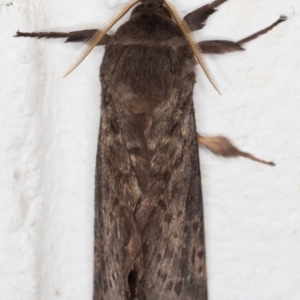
0,0,299,299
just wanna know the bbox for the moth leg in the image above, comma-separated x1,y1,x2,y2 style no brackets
15,29,111,45
197,134,275,166
198,15,287,54
184,0,229,32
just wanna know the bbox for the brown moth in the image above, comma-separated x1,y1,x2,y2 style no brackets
16,0,286,299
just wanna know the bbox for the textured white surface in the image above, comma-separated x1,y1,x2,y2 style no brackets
0,0,299,299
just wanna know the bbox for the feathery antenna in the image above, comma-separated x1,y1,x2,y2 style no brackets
64,0,139,77
164,0,221,94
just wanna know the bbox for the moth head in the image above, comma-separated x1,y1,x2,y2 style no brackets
132,0,171,18
140,0,164,5
138,0,166,11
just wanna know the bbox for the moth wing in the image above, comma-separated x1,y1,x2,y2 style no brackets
94,113,135,299
140,102,208,300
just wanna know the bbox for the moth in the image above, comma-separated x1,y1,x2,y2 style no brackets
16,0,286,299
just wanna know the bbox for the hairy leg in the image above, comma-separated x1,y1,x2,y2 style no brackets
196,15,286,166
184,0,229,32
197,134,275,166
198,15,287,54
15,29,111,45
